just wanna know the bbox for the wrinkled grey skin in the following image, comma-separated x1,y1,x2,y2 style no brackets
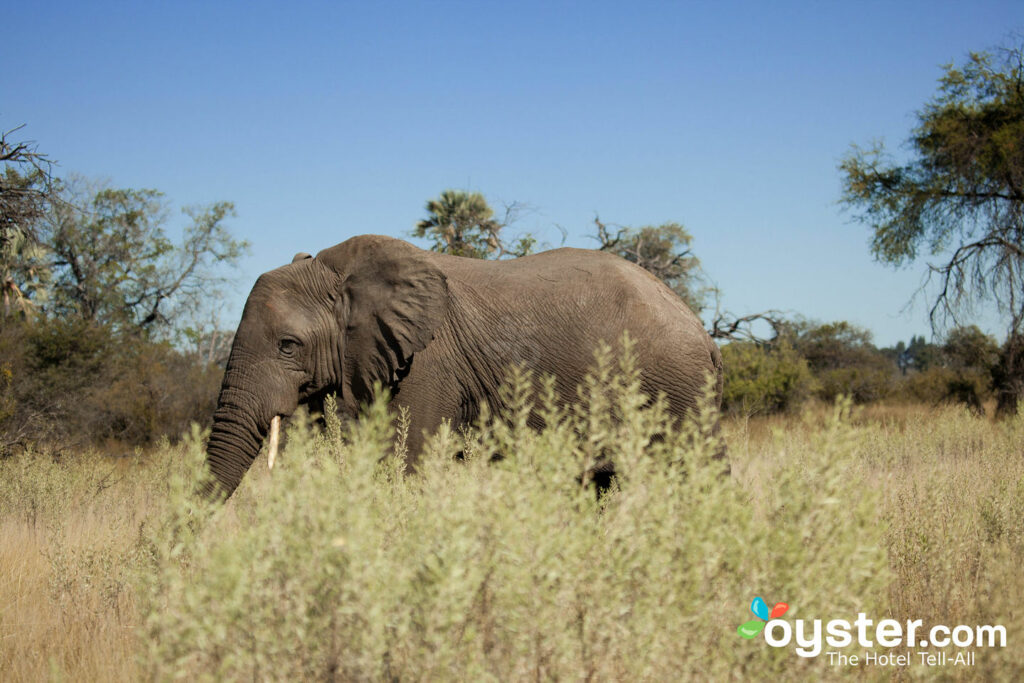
204,235,723,498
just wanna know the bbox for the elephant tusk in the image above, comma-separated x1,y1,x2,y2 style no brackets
267,415,281,470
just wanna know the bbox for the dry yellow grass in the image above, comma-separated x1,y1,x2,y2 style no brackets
0,394,1021,681
0,465,145,680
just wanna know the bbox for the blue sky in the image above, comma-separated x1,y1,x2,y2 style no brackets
4,1,1021,345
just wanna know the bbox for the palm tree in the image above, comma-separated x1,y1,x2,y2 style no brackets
1,227,49,321
414,190,504,259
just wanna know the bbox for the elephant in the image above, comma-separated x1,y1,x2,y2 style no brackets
203,235,723,498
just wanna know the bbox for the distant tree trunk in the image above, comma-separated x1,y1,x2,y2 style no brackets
992,332,1024,419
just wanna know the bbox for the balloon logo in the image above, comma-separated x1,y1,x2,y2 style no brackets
737,596,789,639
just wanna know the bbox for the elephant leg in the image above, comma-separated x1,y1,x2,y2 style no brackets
388,371,464,470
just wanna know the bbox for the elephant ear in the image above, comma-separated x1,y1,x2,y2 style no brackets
318,236,450,403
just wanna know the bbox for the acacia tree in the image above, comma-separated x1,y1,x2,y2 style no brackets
840,42,1024,417
414,189,534,259
39,178,248,337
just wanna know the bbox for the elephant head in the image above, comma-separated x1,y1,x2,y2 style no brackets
203,235,449,499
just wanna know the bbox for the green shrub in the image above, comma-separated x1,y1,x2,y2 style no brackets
786,321,897,404
6,358,1023,679
140,347,887,680
900,366,992,413
721,341,816,415
901,366,958,404
814,362,894,404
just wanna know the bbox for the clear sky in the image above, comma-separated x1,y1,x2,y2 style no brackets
4,1,1021,345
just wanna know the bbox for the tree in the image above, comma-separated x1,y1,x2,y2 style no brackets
38,178,248,336
414,189,534,259
904,335,944,373
1,227,50,320
1,126,55,321
720,340,815,415
1,125,52,244
1,175,248,449
785,320,896,404
1,128,247,448
941,325,1000,413
592,217,707,314
788,320,873,370
840,41,1024,417
943,325,1000,371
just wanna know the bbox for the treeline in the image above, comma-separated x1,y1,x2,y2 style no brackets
1,132,245,454
722,321,1001,416
0,319,223,452
3,37,1023,452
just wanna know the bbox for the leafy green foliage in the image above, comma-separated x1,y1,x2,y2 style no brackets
789,321,896,404
840,47,1024,271
40,180,247,335
0,168,246,451
413,189,534,259
138,351,889,680
944,324,1001,371
893,325,1001,412
723,320,1005,414
839,41,1024,416
721,340,815,415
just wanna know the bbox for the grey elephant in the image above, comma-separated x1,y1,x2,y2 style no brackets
204,235,723,498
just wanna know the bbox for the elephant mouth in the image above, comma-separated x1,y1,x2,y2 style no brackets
267,415,282,469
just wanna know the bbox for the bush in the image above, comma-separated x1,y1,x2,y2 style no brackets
139,348,887,680
899,365,993,414
901,366,958,404
814,361,894,404
788,321,897,404
0,318,222,451
86,340,221,444
721,341,815,415
5,358,1024,679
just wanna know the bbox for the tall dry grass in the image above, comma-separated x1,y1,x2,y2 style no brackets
0,450,168,680
0,353,1021,680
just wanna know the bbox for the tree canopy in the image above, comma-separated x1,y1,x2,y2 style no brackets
0,126,51,244
42,180,246,335
1,126,54,319
1,134,248,449
839,41,1024,416
413,190,534,259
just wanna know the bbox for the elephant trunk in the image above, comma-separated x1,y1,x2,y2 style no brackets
202,385,271,499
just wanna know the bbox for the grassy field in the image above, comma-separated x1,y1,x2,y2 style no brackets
1,357,1022,680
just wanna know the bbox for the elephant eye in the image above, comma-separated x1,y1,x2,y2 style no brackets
278,338,301,356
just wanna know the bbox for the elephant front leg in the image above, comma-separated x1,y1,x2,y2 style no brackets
388,375,466,470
